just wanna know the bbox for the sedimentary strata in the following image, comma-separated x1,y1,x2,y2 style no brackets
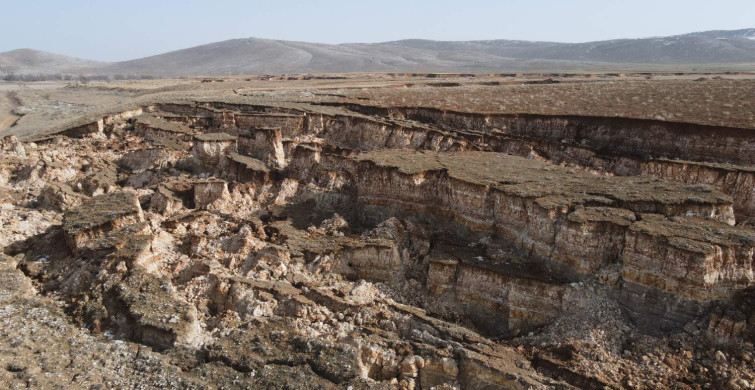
1,84,753,389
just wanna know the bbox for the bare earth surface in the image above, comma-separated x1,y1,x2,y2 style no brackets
0,73,753,389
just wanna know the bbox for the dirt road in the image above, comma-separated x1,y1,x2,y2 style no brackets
0,91,21,132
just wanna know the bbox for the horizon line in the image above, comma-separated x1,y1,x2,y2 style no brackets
2,27,754,63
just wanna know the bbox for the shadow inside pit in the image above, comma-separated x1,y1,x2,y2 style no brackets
4,225,71,263
269,198,365,232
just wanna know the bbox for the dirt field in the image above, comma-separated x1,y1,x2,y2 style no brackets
2,73,754,142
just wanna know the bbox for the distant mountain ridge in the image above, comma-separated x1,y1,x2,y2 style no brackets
2,28,754,76
0,48,105,74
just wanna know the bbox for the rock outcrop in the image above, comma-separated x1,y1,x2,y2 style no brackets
62,191,145,256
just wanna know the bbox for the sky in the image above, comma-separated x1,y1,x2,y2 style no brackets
1,0,754,62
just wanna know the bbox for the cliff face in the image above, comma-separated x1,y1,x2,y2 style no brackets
312,104,755,223
346,106,754,165
237,127,286,168
117,100,753,334
332,150,751,332
639,160,754,222
427,256,579,337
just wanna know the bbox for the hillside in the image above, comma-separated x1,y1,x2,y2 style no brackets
2,28,755,76
0,49,106,75
383,28,755,65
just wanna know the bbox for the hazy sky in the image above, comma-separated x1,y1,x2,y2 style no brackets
2,0,753,61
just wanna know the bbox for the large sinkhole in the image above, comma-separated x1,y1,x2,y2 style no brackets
3,101,753,389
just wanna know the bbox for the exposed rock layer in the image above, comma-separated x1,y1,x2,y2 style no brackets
2,93,753,389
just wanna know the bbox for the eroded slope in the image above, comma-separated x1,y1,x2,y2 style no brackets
0,80,754,389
